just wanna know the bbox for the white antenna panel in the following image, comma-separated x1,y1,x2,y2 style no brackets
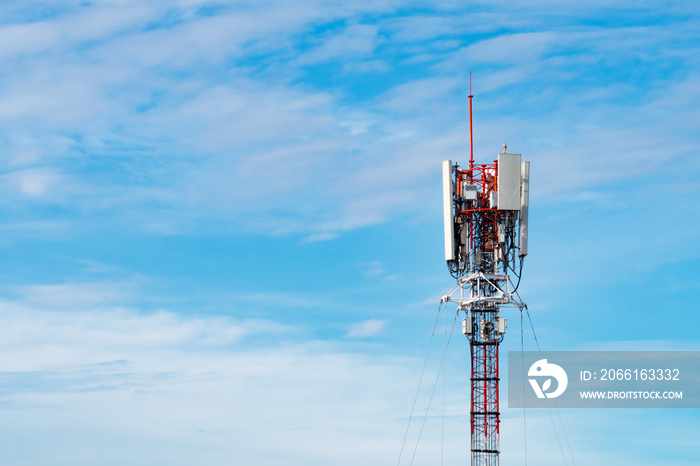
519,161,530,257
442,160,455,261
497,153,521,210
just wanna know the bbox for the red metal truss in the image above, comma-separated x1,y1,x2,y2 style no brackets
470,310,500,466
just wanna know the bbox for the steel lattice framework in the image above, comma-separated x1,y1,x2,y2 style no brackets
470,306,500,466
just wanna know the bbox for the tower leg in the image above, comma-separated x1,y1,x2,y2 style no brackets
470,308,500,466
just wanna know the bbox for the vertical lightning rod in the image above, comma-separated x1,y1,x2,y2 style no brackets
469,72,474,178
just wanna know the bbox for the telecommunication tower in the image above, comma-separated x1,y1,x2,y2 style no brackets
441,84,529,466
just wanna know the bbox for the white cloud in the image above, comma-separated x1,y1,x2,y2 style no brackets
0,299,277,370
0,290,427,465
341,59,391,74
297,24,380,65
346,319,386,338
16,280,137,309
0,168,73,200
459,32,559,64
360,261,386,278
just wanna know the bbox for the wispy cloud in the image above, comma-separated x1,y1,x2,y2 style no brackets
345,319,386,338
0,289,427,465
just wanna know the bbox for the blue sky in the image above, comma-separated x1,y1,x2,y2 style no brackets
0,0,699,465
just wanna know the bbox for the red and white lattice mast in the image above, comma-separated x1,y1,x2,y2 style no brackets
441,78,530,466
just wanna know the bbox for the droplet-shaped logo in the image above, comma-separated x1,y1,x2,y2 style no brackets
527,359,568,399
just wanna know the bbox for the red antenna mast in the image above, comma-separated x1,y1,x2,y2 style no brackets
469,72,474,175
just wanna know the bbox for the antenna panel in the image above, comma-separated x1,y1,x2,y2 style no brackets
519,161,530,257
497,153,521,210
442,160,455,261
